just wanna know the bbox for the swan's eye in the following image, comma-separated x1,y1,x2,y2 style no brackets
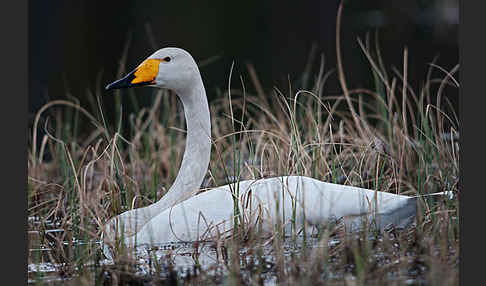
163,56,171,62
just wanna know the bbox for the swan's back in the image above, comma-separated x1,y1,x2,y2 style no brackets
238,176,414,229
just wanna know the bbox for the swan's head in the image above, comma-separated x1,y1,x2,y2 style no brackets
105,47,200,93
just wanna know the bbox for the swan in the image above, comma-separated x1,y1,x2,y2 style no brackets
102,47,427,258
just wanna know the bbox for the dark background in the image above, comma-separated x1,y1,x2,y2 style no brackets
29,0,458,136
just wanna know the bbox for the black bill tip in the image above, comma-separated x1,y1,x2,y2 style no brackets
105,71,135,91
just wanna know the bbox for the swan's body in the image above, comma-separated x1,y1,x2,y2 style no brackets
103,47,418,258
132,176,416,247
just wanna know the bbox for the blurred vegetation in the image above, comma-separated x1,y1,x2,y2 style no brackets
30,1,458,142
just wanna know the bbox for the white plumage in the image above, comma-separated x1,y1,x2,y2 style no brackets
132,176,416,246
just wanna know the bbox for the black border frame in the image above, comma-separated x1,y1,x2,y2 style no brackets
1,0,27,283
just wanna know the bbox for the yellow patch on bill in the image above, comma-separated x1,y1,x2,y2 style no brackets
131,59,161,84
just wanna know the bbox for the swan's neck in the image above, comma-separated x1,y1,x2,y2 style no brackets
154,75,211,210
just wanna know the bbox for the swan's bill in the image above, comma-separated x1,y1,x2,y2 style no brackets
105,58,162,90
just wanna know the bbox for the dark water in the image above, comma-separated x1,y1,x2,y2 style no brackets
29,222,434,285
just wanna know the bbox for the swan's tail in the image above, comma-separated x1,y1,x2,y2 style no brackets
367,191,455,231
343,197,418,232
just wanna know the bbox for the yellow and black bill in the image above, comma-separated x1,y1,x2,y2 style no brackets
105,58,161,91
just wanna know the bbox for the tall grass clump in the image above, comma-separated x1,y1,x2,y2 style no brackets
28,5,458,285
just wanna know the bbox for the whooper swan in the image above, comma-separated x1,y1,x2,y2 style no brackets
103,47,429,258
